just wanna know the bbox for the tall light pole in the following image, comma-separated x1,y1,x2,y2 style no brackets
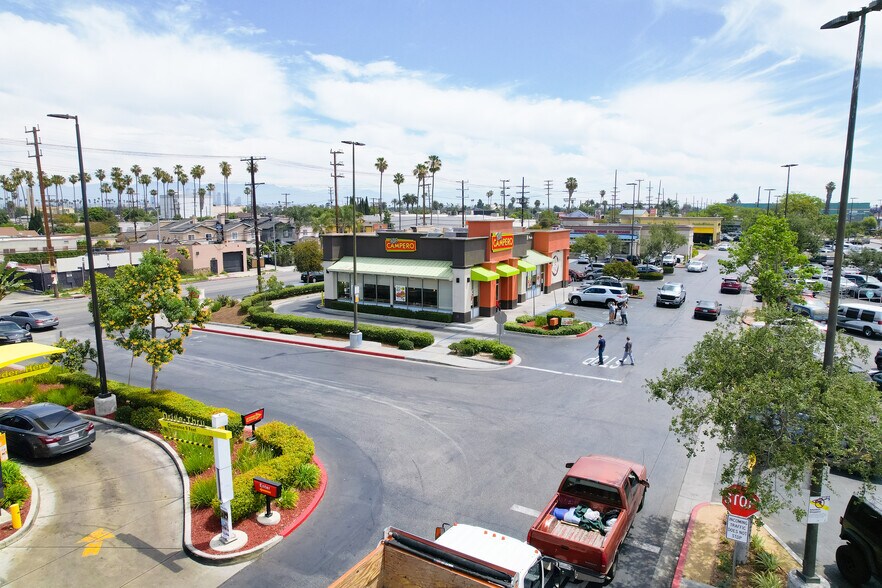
796,3,882,586
765,188,775,212
46,114,109,402
781,163,798,216
627,182,637,256
342,140,364,348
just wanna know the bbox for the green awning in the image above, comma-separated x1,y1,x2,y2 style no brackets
523,249,553,266
495,262,519,277
517,259,537,272
328,256,453,280
471,266,500,282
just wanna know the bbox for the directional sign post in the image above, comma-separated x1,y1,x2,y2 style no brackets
722,484,759,565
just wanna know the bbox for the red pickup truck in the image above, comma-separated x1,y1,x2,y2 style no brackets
526,455,649,585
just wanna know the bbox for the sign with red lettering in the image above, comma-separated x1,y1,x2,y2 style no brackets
385,238,417,253
242,408,265,427
722,484,760,517
253,477,282,498
490,232,514,252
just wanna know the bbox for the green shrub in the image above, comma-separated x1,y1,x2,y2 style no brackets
323,300,453,323
181,444,215,476
209,300,223,312
57,372,244,438
72,395,93,411
131,406,163,431
240,282,324,312
190,476,218,508
276,488,300,509
398,339,414,350
216,294,232,307
313,333,323,338
255,421,315,463
448,340,478,356
515,315,534,324
448,338,514,360
754,550,781,574
233,443,275,474
115,404,134,424
662,266,674,274
213,474,265,522
292,462,321,490
0,481,30,508
0,381,37,403
638,271,664,280
534,315,548,327
1,460,24,485
750,571,782,588
546,309,575,318
491,344,515,360
280,328,297,335
261,326,275,332
247,310,434,348
504,322,590,336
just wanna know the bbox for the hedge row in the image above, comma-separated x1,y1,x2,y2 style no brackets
58,372,244,438
504,321,591,336
546,309,576,319
324,300,453,323
213,421,315,522
5,249,86,264
638,272,665,280
240,282,324,312
448,338,515,360
248,309,434,348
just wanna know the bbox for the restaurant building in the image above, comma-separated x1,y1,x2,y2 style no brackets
321,220,570,323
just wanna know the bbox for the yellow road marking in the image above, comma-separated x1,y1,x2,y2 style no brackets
78,528,115,557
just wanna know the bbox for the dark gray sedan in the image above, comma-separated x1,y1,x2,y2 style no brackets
693,300,723,321
0,320,33,345
0,403,95,458
0,309,59,331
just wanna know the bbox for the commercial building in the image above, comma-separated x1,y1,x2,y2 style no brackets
321,220,570,323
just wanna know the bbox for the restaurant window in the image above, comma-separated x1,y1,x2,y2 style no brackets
407,279,423,307
363,275,377,303
337,276,351,300
376,275,391,305
394,278,407,306
422,279,438,308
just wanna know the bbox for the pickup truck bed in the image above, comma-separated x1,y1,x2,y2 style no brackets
539,516,607,550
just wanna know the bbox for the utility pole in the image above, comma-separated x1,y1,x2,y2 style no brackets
517,177,530,228
27,126,58,298
544,179,553,210
459,180,469,227
645,181,652,211
331,149,344,232
500,179,510,219
612,170,618,219
765,188,775,212
327,187,333,208
241,156,266,291
656,181,662,214
281,192,290,210
756,185,761,208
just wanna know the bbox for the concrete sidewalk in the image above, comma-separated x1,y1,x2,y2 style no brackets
0,422,247,588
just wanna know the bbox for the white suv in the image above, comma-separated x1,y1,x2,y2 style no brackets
569,286,628,307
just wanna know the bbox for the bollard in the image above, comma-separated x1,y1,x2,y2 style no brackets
10,503,22,529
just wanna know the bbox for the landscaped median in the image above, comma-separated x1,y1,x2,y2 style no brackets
504,309,592,336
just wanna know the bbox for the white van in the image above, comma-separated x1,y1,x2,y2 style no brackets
837,302,882,338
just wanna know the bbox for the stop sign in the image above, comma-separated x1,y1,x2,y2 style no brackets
722,484,759,517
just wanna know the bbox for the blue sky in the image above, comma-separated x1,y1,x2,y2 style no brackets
1,1,880,214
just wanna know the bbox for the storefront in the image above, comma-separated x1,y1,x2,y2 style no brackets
321,220,570,323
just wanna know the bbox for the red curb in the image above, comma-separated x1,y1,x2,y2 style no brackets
279,455,328,538
576,325,597,338
194,326,406,360
671,501,711,588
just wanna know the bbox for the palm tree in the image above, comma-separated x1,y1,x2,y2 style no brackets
486,190,494,213
427,155,441,224
68,174,79,213
565,177,578,213
152,167,165,216
161,171,174,217
173,165,185,216
94,169,106,208
219,161,232,216
139,174,151,210
179,173,189,217
824,181,836,216
130,164,142,209
100,182,112,210
413,163,428,225
206,183,216,212
393,172,404,229
374,157,388,222
190,164,205,216
403,193,418,226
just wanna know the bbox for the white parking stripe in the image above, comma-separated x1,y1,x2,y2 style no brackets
510,505,662,555
516,365,623,384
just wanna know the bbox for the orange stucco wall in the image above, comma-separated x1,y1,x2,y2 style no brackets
468,219,517,263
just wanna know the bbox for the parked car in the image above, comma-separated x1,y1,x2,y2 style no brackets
0,403,96,459
569,268,586,282
720,277,743,294
0,309,59,331
656,282,686,308
838,303,882,338
662,254,676,267
586,276,624,289
717,242,731,251
876,348,882,370
569,286,628,307
836,494,882,586
820,275,857,292
300,271,324,283
788,301,829,322
636,264,662,274
854,283,882,301
693,300,722,320
576,254,590,264
0,320,33,345
686,260,708,273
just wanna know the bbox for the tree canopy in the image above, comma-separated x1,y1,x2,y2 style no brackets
291,238,323,273
571,234,606,260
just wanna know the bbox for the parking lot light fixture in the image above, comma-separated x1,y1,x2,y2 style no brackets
341,140,364,348
627,182,638,256
781,164,798,217
47,113,109,399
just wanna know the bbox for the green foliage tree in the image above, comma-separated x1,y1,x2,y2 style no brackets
604,233,621,257
87,207,116,222
94,248,210,392
846,248,882,277
860,216,878,234
533,209,557,229
647,306,882,517
603,261,638,279
703,203,736,220
47,337,98,375
0,269,28,301
644,222,688,260
291,239,323,273
28,209,43,233
719,215,810,304
571,234,606,260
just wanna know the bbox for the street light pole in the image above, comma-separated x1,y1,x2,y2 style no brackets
627,182,637,256
342,140,364,348
782,163,798,217
765,188,775,212
47,114,109,401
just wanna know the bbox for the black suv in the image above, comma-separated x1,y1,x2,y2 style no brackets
301,271,324,283
836,494,882,585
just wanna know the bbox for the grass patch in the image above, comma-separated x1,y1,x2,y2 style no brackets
32,385,87,408
0,380,37,403
180,443,215,476
190,475,218,508
233,443,275,474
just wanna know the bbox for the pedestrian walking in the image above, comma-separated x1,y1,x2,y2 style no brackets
607,301,617,324
619,300,629,325
619,337,635,365
595,334,606,365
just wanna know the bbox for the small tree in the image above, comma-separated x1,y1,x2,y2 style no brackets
94,248,210,392
648,222,688,256
846,248,882,277
291,239,323,273
0,269,28,301
571,234,606,261
603,261,638,280
48,337,98,375
604,233,620,257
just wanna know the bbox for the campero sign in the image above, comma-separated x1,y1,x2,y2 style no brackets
385,238,417,253
490,232,514,252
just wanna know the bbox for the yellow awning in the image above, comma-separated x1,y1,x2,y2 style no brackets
471,266,500,282
495,263,519,277
517,259,537,272
0,342,64,370
523,249,553,266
